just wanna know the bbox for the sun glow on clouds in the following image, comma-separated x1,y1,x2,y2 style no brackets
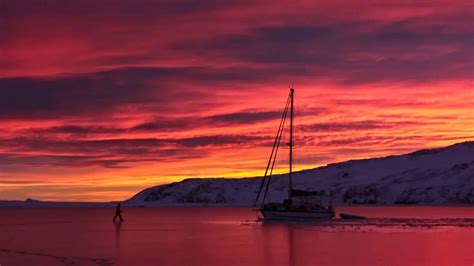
0,0,473,201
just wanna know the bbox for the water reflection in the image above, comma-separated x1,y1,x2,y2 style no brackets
287,225,296,266
0,207,472,266
114,221,122,248
260,223,298,266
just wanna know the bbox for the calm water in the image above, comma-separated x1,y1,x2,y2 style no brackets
0,206,473,266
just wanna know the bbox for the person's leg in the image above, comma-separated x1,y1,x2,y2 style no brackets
113,214,117,222
119,213,124,222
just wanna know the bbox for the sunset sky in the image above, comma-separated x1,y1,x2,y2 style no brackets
1,0,473,201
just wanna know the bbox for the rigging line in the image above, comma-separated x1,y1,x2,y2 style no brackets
269,98,290,179
294,91,302,172
268,109,288,178
261,94,290,206
293,91,308,171
256,96,289,208
254,96,289,201
262,107,288,206
253,95,291,209
293,90,298,171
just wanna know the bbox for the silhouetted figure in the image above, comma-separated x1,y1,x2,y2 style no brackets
113,203,124,222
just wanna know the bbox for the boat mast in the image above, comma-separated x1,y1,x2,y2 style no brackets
289,87,294,200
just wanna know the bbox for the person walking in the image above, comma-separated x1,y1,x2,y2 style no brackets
113,203,124,222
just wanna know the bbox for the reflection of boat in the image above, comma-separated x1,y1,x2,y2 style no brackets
254,88,334,221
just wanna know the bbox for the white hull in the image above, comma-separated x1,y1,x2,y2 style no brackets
260,210,334,221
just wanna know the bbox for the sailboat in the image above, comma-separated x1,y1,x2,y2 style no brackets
254,88,335,221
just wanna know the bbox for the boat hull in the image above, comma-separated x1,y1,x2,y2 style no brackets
260,209,334,221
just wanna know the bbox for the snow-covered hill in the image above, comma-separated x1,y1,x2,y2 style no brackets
127,141,474,206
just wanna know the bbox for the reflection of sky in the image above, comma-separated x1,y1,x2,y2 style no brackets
1,1,473,201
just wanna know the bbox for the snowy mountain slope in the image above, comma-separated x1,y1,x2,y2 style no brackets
126,141,474,206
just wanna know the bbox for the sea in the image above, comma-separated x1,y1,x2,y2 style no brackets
0,206,473,266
